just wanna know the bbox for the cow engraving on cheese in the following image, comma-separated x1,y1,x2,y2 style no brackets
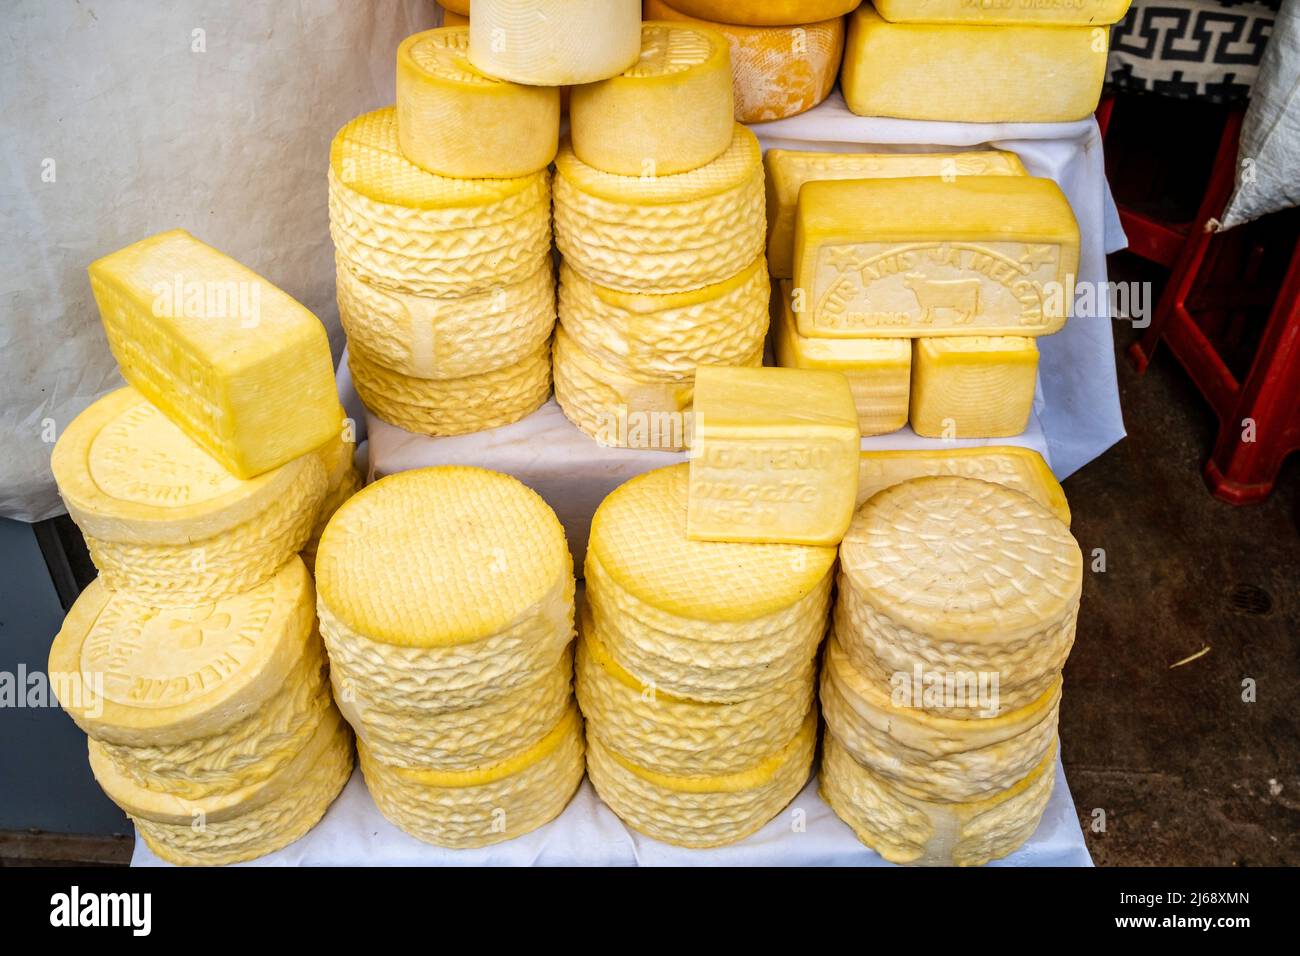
903,273,982,324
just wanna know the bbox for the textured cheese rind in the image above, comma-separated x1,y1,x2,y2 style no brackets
558,257,769,380
359,706,585,848
397,28,559,179
569,24,734,177
821,732,1056,866
857,446,1070,526
301,467,364,574
468,0,642,85
348,338,552,438
643,0,844,123
874,0,1133,26
820,636,1060,801
585,711,815,848
910,336,1039,439
337,259,555,380
841,6,1107,123
764,149,1027,278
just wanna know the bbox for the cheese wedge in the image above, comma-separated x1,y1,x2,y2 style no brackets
553,124,765,293
52,389,326,605
585,709,816,848
688,366,860,546
856,446,1070,525
643,0,844,123
570,23,733,176
328,108,551,296
837,476,1082,714
821,731,1056,866
841,6,1108,122
88,230,342,479
775,281,910,436
794,176,1079,339
910,336,1039,439
469,0,642,85
664,0,860,24
397,27,559,179
359,705,585,848
764,148,1027,279
874,0,1133,26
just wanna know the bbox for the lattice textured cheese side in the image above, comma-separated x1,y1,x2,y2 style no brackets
688,366,861,546
764,148,1027,278
644,0,845,123
821,732,1056,866
874,0,1133,26
359,706,585,848
553,124,765,293
838,476,1082,714
774,282,909,437
585,710,815,848
665,0,859,24
794,176,1080,339
841,6,1108,123
301,468,363,575
397,27,558,178
911,336,1039,439
570,23,733,176
88,230,342,479
469,0,641,84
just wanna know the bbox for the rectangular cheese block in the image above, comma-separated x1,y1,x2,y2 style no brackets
873,0,1133,26
764,148,1027,278
774,281,909,437
688,366,860,546
841,5,1108,123
89,229,343,478
793,176,1079,339
910,336,1039,439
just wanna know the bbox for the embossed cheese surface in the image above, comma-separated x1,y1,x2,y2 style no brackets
841,6,1108,123
775,281,910,436
764,148,1027,278
643,0,845,123
794,176,1079,338
874,0,1132,26
89,230,342,479
397,27,558,178
570,23,733,176
910,336,1039,439
469,0,642,85
688,366,861,546
664,0,860,24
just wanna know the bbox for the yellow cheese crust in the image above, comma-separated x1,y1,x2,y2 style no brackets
442,0,469,14
874,0,1133,26
468,0,643,86
664,0,859,25
301,467,363,574
910,336,1039,439
442,9,468,26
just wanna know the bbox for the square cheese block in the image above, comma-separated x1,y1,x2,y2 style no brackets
764,148,1027,278
873,0,1133,26
774,280,909,437
910,336,1039,439
89,229,343,479
688,365,860,546
793,176,1079,339
841,5,1108,123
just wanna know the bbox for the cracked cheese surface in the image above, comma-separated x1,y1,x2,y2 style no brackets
873,0,1132,26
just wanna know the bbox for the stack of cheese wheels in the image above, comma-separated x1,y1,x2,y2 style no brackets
315,467,584,848
554,23,768,448
578,464,831,846
643,0,854,123
822,476,1083,865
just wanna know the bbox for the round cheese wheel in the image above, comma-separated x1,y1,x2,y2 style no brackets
666,0,859,25
469,0,642,85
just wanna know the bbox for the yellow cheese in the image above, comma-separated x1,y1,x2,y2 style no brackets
89,230,343,479
442,0,470,14
856,446,1070,525
570,23,733,176
585,709,816,847
359,705,585,848
397,27,558,179
794,176,1079,339
820,731,1056,866
774,281,910,436
52,388,326,605
469,0,642,85
910,336,1039,439
874,0,1133,26
643,0,844,123
347,337,551,438
664,0,860,25
553,124,765,293
764,148,1027,279
443,10,469,27
328,108,551,296
688,365,861,546
301,467,363,575
837,476,1082,714
841,5,1108,122
336,259,555,380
